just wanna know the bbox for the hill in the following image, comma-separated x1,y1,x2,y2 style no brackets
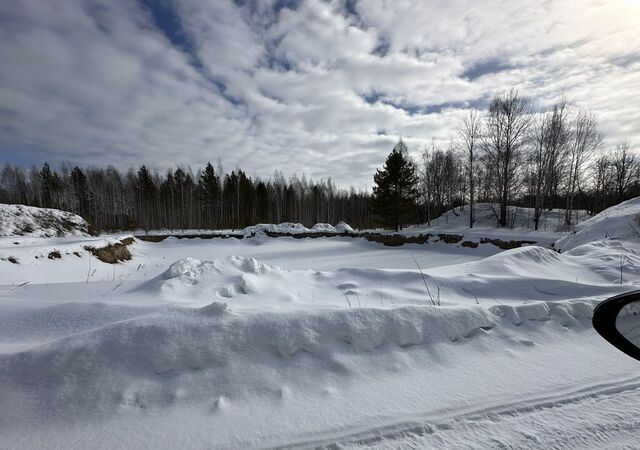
0,204,92,237
555,196,640,252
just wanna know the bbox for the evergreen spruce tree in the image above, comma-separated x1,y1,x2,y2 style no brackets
70,166,90,218
40,162,61,208
136,165,155,231
237,170,254,227
372,139,419,231
199,162,219,228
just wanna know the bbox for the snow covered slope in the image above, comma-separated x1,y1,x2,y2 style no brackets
398,203,591,247
1,200,640,448
556,196,640,251
422,202,589,232
0,204,92,237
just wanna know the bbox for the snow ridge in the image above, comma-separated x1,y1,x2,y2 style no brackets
555,196,640,251
0,299,595,423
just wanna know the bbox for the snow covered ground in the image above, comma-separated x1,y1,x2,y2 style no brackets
1,201,640,449
400,203,591,246
129,221,355,238
0,203,92,237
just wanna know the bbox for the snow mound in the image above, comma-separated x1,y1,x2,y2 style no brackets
426,242,640,303
0,204,92,237
142,256,289,304
311,223,336,232
137,242,638,310
244,222,309,236
242,222,356,237
335,221,355,233
555,197,640,251
160,256,273,281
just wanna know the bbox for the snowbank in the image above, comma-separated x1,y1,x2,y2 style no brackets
555,197,640,251
410,203,589,232
334,221,355,233
0,204,92,237
0,297,597,427
428,242,640,303
242,221,356,237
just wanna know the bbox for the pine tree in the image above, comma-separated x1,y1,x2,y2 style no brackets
373,139,419,231
40,162,61,208
70,166,91,219
237,170,254,227
199,162,219,228
136,165,155,231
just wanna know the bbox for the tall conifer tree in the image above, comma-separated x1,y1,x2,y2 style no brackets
373,139,419,231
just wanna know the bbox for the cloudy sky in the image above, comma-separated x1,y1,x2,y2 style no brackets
1,0,639,188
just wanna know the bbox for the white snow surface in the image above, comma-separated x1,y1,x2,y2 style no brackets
0,203,91,237
556,196,640,251
421,202,590,232
1,201,640,449
397,203,591,246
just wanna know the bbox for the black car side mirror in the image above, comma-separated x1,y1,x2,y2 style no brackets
593,290,640,362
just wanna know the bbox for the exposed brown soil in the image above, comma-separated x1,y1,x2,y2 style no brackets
133,231,540,249
85,238,134,264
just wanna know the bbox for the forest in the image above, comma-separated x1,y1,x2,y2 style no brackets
374,90,639,231
0,90,638,232
0,162,372,231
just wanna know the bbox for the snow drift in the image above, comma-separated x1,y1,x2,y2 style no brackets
2,198,640,448
0,204,92,237
139,246,637,309
0,298,596,426
556,196,640,251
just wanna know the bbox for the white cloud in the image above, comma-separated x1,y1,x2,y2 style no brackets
0,0,638,189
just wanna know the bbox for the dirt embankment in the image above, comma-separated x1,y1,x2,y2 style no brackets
135,231,538,249
84,237,134,264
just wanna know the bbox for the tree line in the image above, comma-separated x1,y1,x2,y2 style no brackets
1,89,638,233
372,89,639,231
0,162,372,231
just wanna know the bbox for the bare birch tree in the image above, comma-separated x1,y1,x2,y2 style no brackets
458,109,482,228
565,110,601,225
611,143,639,203
483,89,532,227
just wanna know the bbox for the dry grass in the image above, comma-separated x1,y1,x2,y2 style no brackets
85,238,133,264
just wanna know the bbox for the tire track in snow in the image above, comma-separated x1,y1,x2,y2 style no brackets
272,375,640,449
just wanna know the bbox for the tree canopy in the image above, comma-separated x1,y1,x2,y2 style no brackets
373,139,420,231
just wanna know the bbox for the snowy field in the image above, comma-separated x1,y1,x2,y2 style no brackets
2,200,640,448
399,203,592,246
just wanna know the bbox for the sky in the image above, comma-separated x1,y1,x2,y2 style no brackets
0,0,639,189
